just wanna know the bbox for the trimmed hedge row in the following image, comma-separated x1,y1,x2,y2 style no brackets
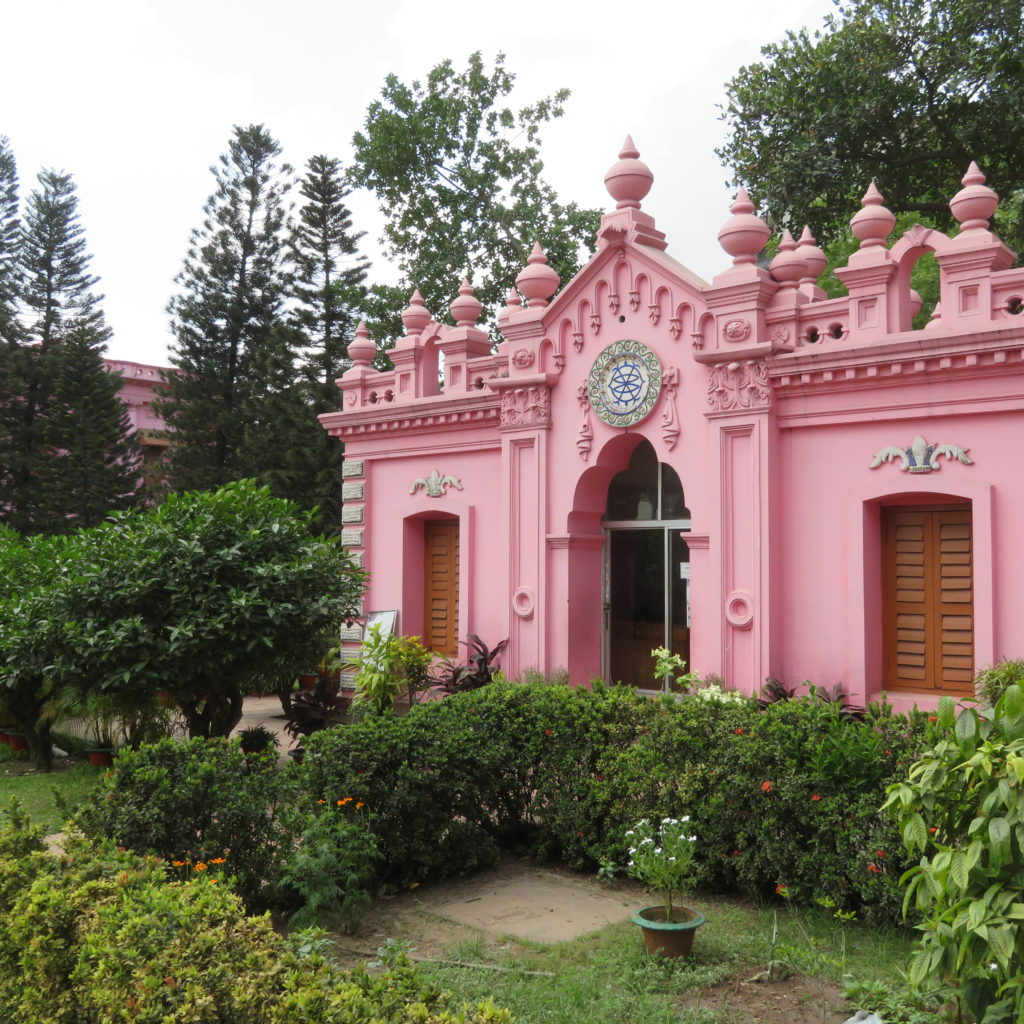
302,683,931,923
0,804,509,1024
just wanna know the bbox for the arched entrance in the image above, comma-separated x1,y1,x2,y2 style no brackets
603,441,691,689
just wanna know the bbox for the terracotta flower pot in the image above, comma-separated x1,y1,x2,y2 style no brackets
299,674,318,692
630,905,705,957
6,733,27,752
87,749,115,767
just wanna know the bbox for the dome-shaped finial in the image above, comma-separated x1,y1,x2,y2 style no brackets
950,161,999,232
851,181,895,249
348,321,376,367
796,225,827,285
718,187,770,266
449,278,483,327
515,243,560,308
401,289,431,335
603,135,654,210
498,285,523,322
769,229,807,287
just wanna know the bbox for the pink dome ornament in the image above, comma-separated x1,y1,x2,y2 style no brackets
515,243,560,308
450,279,483,327
851,182,895,249
603,136,654,210
718,188,770,267
796,226,827,284
950,162,999,233
401,289,432,336
769,229,807,287
498,286,523,322
348,321,376,368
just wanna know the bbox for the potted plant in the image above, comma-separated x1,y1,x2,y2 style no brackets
348,625,433,717
626,815,704,957
237,724,279,755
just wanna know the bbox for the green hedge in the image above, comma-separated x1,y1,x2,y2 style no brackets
302,683,930,923
0,806,509,1024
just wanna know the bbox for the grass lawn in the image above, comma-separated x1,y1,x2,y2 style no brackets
0,748,102,833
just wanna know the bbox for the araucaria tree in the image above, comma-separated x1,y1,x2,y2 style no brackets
350,52,601,339
159,124,298,493
717,0,1024,250
287,155,369,531
0,164,138,534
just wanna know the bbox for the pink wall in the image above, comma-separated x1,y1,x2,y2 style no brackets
322,145,1024,710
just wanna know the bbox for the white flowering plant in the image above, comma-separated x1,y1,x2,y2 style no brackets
626,816,698,918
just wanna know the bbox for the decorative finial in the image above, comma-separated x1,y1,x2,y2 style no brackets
515,243,560,308
401,289,431,335
498,285,523,322
796,225,827,284
603,135,654,210
347,321,376,367
851,181,895,249
950,161,999,232
769,229,806,287
449,278,483,327
717,187,770,266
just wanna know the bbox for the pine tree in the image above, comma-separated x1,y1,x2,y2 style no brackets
0,137,21,344
0,166,133,534
159,124,297,493
289,155,369,532
41,323,139,531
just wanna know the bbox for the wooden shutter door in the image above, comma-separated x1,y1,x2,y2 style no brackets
424,520,459,656
882,506,973,696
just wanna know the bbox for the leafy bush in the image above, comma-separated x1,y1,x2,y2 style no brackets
299,682,928,923
73,736,298,911
0,815,510,1024
885,686,1024,1023
975,657,1024,706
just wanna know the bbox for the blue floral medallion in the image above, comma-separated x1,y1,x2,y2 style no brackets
587,340,663,427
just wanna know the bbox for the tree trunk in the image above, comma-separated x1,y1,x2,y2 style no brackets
182,684,244,738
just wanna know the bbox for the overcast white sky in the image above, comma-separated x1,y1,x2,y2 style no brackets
3,0,836,366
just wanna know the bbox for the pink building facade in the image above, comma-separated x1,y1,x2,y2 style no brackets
320,142,1024,712
104,358,172,472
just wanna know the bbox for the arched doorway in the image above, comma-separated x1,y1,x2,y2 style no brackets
603,441,691,689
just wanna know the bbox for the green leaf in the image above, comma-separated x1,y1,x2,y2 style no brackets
903,813,927,852
956,708,981,754
987,925,1014,969
937,696,956,731
950,851,969,892
989,817,1011,869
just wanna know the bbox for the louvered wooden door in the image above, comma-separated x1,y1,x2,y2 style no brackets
424,520,459,656
881,506,974,695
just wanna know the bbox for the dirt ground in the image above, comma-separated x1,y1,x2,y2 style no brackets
331,858,852,1024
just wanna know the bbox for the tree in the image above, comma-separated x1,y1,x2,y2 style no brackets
0,166,135,534
350,52,601,342
0,137,20,345
717,0,1024,252
285,155,370,532
159,125,297,493
50,481,367,741
41,323,139,530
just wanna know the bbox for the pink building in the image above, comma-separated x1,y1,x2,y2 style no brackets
320,141,1024,712
104,358,172,474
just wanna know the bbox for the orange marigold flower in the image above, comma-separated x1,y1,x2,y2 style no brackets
194,862,207,872
811,794,821,802
928,715,938,723
317,799,326,805
761,781,772,793
356,801,365,809
210,857,226,864
171,860,185,867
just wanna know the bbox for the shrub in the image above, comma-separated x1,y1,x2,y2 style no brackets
73,736,298,911
885,685,1024,1023
0,816,510,1024
975,657,1024,706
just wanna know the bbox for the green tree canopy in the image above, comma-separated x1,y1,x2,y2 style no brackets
717,0,1024,252
350,52,601,342
28,481,366,744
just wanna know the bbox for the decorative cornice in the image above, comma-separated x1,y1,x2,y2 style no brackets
321,398,501,439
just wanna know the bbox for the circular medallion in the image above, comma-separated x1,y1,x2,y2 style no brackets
587,340,663,427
